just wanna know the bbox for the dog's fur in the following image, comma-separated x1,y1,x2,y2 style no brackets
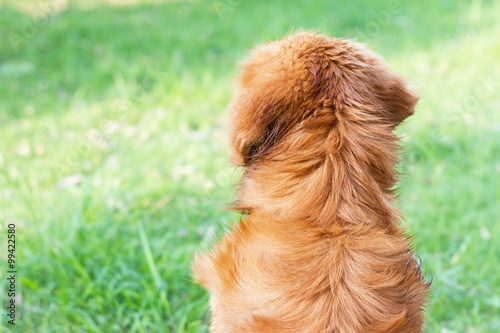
193,32,429,333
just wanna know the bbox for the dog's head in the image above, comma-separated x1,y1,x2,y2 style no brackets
228,32,417,166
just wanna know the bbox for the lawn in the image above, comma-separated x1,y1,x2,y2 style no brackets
0,0,499,332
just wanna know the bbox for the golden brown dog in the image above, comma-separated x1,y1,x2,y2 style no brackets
193,32,429,333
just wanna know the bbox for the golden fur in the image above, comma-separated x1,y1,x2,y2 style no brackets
193,32,429,332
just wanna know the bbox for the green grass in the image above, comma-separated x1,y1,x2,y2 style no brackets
1,0,499,331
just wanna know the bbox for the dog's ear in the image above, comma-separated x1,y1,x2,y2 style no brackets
228,42,305,166
349,43,418,128
227,93,267,166
376,73,418,127
323,54,418,129
228,93,289,166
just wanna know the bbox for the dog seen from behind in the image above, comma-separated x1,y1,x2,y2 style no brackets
193,32,429,333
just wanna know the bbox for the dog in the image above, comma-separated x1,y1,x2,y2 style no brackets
193,32,429,333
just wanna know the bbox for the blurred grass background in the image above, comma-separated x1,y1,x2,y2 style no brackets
0,0,499,332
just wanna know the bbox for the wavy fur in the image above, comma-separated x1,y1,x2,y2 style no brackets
193,32,429,333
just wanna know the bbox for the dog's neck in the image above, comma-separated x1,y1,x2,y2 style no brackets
236,115,402,232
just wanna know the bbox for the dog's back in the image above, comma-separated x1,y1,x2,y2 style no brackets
193,32,429,332
195,212,426,332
